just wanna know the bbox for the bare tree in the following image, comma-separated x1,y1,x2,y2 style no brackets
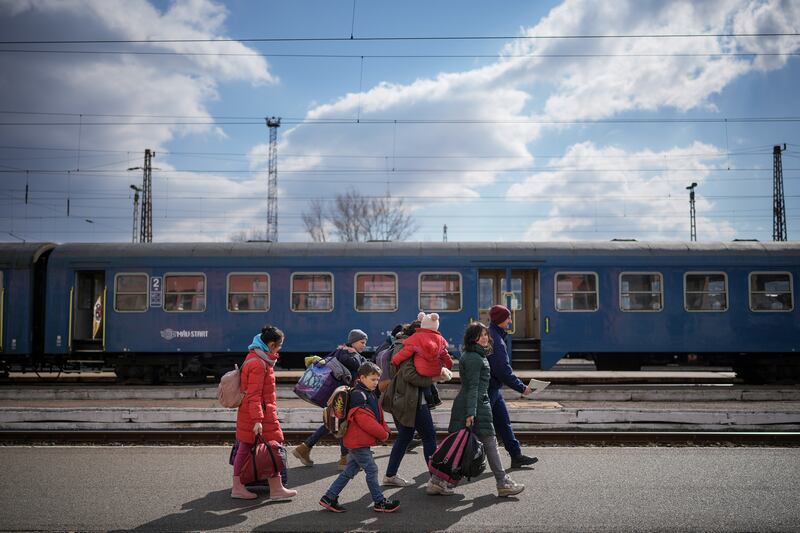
301,198,329,243
229,227,269,242
301,189,418,242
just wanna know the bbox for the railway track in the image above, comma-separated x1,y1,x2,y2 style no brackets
2,430,798,446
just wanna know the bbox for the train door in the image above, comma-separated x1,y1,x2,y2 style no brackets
0,270,4,352
478,269,538,337
71,271,105,352
478,269,540,368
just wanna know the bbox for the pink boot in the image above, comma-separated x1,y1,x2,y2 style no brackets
267,476,297,500
231,476,258,500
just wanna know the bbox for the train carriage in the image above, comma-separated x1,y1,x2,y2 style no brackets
36,241,800,383
0,243,55,362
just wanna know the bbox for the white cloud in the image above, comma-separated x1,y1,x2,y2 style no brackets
268,0,797,241
510,141,737,241
0,0,276,242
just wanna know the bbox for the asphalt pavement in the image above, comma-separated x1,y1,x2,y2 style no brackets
1,445,799,532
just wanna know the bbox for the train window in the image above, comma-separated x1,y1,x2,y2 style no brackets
478,278,494,309
684,272,728,312
114,273,148,312
291,273,334,312
749,272,793,312
355,273,398,312
227,273,270,312
419,272,462,312
555,272,598,312
620,272,663,312
163,273,206,312
500,278,523,310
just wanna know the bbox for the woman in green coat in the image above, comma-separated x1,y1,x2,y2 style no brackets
445,322,525,498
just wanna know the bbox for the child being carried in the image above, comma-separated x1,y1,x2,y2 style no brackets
392,312,454,385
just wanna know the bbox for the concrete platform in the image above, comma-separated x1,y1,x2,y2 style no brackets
2,395,799,432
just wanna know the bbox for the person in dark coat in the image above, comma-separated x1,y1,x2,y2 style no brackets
438,322,524,497
292,329,368,470
487,305,539,468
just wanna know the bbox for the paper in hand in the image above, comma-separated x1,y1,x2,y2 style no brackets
527,378,550,394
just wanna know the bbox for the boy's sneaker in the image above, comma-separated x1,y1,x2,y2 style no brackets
319,495,346,513
374,499,400,513
510,454,538,468
425,477,455,496
497,476,525,497
382,475,412,487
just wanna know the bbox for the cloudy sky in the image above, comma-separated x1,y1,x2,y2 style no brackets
1,0,799,243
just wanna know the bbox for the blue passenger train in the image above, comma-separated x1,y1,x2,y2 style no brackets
1,241,798,383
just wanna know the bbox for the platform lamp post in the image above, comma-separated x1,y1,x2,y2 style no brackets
686,182,697,242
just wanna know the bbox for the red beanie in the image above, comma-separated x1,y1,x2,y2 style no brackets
489,305,511,324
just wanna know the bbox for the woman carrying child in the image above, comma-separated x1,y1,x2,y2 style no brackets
231,325,297,500
381,320,448,489
433,322,525,498
292,328,368,470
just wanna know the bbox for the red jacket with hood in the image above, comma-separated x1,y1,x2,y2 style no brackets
391,327,453,377
235,349,283,444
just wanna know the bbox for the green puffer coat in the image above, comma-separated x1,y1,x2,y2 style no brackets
448,344,495,437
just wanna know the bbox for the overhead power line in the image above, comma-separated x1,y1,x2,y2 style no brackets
2,116,800,126
1,48,797,60
1,31,797,45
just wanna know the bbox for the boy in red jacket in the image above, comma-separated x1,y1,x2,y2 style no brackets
319,362,400,513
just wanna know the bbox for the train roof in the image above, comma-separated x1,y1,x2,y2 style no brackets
46,241,800,259
0,243,56,268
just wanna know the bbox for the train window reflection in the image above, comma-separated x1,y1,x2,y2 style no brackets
114,273,148,312
620,273,663,312
419,273,462,312
355,273,397,312
292,273,334,312
164,274,206,312
228,273,270,312
749,272,793,312
555,272,598,312
684,273,727,312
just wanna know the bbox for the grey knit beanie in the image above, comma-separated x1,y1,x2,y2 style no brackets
347,329,368,344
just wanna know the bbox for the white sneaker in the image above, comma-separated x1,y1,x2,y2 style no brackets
382,475,411,487
426,477,455,495
497,476,525,497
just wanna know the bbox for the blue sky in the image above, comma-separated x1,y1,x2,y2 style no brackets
1,0,799,243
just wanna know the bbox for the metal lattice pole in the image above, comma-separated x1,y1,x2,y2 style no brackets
773,144,787,241
140,149,154,243
266,117,281,242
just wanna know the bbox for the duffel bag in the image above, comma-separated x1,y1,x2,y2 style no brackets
239,435,286,485
293,358,345,407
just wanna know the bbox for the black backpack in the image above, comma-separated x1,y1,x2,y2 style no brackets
460,428,487,480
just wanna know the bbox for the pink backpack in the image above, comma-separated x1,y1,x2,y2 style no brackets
217,358,258,408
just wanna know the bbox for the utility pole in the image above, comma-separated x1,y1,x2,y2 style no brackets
130,185,142,243
127,150,155,242
686,182,697,242
442,224,448,243
773,144,788,241
141,149,154,243
265,117,281,242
